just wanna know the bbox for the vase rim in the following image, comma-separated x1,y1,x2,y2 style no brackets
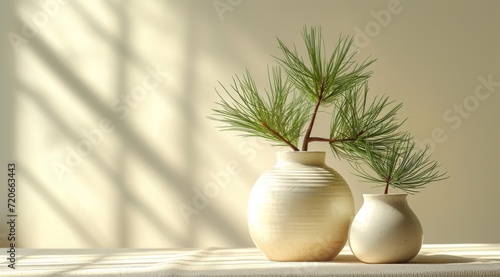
275,151,326,165
362,193,408,199
362,193,408,196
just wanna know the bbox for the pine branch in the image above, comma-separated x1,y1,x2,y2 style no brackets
275,27,375,151
309,130,365,143
351,136,449,194
329,83,405,161
275,27,375,106
209,26,447,194
209,67,311,150
261,122,299,151
301,76,325,151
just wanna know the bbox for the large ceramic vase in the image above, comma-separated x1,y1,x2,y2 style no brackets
349,194,423,263
247,151,354,262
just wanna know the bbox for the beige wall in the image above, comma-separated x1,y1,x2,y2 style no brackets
1,0,499,248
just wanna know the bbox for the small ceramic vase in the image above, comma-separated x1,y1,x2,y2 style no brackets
349,193,423,263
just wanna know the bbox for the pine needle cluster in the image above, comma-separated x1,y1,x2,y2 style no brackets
209,27,447,194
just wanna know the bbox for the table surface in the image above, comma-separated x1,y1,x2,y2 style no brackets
1,244,500,276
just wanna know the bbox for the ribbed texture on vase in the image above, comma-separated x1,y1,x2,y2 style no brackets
248,151,354,262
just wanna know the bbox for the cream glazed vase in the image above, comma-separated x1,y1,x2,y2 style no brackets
247,151,354,262
349,194,423,264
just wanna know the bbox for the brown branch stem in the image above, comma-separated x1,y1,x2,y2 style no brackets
301,76,326,151
261,122,299,151
384,178,390,194
308,130,365,144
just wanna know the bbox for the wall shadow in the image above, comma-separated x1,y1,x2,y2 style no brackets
12,0,249,247
0,0,18,248
17,82,189,246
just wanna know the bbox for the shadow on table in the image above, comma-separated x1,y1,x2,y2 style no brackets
332,254,360,263
415,255,500,264
411,254,478,264
331,255,479,264
332,254,500,264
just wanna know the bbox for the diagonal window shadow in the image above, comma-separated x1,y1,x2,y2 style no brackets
113,0,132,248
17,82,190,246
69,0,250,246
13,16,249,248
71,0,187,114
70,0,150,71
21,165,103,246
21,25,188,198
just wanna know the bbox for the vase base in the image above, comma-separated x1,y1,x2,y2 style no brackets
259,240,346,262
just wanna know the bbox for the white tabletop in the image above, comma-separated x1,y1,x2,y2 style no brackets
1,244,500,276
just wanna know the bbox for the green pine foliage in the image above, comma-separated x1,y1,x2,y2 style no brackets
209,67,311,150
350,135,448,194
275,30,374,105
209,26,447,194
328,83,405,160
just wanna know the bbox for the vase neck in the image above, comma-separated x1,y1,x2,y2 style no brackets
362,194,408,204
276,151,326,166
